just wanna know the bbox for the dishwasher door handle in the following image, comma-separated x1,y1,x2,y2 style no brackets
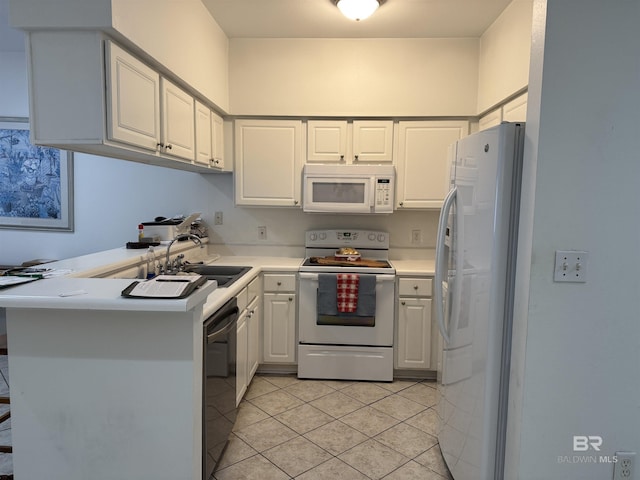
206,308,239,343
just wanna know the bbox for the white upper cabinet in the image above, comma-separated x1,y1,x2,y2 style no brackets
306,120,394,163
307,120,348,163
211,112,225,168
26,31,220,173
106,41,160,152
502,92,528,122
478,108,502,132
195,101,213,166
235,119,303,207
352,120,394,163
195,101,225,169
395,120,468,209
160,78,195,161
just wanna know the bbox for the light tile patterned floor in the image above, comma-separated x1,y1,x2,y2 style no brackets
214,375,452,480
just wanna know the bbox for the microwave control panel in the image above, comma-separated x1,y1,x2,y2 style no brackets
375,178,393,208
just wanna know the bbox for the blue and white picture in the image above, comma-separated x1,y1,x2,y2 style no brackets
0,118,73,231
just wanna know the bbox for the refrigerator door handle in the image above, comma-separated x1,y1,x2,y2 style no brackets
435,186,465,346
435,187,456,345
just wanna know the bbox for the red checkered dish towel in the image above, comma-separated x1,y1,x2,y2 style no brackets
336,273,360,313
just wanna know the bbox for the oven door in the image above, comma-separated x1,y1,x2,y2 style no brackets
303,175,374,213
298,272,395,346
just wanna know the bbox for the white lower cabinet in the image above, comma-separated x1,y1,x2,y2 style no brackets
395,277,433,370
236,309,249,406
247,296,261,379
236,275,262,406
262,273,297,364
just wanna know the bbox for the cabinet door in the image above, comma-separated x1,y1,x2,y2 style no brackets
160,78,195,161
396,120,468,209
194,100,212,166
353,120,394,163
106,41,160,151
396,298,432,369
263,293,296,363
247,297,261,380
502,92,528,122
235,120,303,207
211,112,225,169
236,311,248,406
478,108,502,132
307,120,348,163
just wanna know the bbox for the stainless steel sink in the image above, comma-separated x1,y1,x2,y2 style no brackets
183,264,251,287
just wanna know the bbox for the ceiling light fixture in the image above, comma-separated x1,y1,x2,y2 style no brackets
333,0,386,21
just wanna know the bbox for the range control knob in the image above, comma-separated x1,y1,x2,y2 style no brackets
368,233,377,241
309,233,317,241
319,233,327,240
377,234,386,242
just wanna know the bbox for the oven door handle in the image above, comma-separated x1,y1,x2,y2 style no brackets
299,272,395,282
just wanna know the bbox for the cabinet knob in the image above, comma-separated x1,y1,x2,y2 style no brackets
288,297,293,301
277,281,282,286
399,202,404,207
414,285,419,290
156,142,164,149
339,154,345,162
165,144,173,150
401,301,406,305
354,155,359,162
294,200,299,205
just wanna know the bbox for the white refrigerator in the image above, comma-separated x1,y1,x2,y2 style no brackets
435,122,525,480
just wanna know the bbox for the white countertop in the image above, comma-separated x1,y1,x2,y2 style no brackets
390,258,436,275
0,244,437,314
0,276,218,312
200,256,304,317
0,251,304,315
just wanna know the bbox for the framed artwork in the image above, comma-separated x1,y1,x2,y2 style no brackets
0,117,74,231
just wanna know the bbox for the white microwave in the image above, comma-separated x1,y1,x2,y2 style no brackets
303,164,395,214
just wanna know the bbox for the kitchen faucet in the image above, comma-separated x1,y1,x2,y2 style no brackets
164,233,203,274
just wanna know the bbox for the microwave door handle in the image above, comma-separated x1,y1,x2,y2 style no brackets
370,178,376,210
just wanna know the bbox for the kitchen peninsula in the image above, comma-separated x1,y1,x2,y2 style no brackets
0,243,301,480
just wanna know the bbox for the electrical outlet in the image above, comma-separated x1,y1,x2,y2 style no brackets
411,229,422,244
214,211,223,225
258,226,267,240
553,250,588,283
614,452,635,480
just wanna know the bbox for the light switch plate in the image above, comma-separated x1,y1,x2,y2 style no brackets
554,250,588,283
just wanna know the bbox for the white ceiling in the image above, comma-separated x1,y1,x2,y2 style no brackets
0,0,515,53
201,0,514,38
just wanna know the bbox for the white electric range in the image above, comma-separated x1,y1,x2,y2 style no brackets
298,229,396,382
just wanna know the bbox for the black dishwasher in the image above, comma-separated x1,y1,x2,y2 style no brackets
203,298,239,480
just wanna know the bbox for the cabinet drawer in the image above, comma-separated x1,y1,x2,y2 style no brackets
263,273,296,292
398,278,432,297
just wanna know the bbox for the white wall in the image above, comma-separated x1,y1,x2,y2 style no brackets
477,0,533,113
111,0,229,112
507,0,640,478
228,38,479,117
